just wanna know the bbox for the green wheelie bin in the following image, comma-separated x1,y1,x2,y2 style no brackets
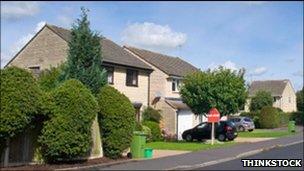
288,121,296,132
130,131,146,158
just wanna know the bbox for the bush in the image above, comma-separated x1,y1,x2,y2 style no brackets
142,107,162,123
259,106,280,129
97,85,136,159
142,121,162,141
135,122,143,131
37,66,62,92
250,91,273,112
290,111,304,125
278,111,289,126
142,126,152,142
38,79,97,162
0,67,42,140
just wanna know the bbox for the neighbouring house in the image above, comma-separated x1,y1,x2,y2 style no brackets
245,79,297,112
5,24,153,120
124,46,205,140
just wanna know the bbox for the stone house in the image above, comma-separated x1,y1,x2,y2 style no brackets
124,47,206,140
245,80,297,112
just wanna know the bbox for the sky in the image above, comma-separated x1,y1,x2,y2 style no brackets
1,1,303,90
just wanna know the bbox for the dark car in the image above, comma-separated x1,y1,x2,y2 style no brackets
181,121,238,142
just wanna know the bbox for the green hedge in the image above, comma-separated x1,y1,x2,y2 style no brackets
37,66,62,92
142,121,162,141
135,122,143,131
38,79,97,162
97,85,136,159
142,107,162,123
259,106,280,129
0,67,42,140
142,126,152,142
290,111,304,125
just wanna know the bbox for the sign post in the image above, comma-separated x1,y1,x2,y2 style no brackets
207,108,220,145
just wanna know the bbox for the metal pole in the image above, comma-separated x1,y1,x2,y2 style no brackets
211,122,214,145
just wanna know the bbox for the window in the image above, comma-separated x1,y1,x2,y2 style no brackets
28,66,40,77
273,97,277,102
244,118,252,122
172,79,180,92
126,69,138,86
104,66,114,84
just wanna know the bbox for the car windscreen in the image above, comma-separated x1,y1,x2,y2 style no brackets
244,118,252,122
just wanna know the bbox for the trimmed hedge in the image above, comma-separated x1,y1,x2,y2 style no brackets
37,66,62,92
142,107,162,123
97,85,136,159
142,121,162,141
259,106,280,129
0,67,42,139
38,79,97,162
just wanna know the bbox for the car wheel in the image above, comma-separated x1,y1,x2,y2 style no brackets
248,129,253,132
218,134,226,141
186,134,193,142
239,126,245,132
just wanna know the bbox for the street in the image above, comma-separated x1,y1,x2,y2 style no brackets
196,142,304,170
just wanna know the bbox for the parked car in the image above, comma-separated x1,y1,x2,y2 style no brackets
229,116,255,132
181,121,238,142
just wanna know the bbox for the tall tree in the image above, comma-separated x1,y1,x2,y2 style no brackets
60,7,107,94
296,87,303,111
180,66,247,116
249,90,273,112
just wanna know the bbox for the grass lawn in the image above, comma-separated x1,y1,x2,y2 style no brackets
238,129,297,138
146,141,236,151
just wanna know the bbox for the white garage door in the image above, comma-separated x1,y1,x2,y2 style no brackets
177,110,194,140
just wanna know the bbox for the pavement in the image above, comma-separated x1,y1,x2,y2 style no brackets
234,137,275,143
86,132,303,170
153,150,190,159
195,142,304,170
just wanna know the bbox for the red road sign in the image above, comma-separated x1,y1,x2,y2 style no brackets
208,108,220,122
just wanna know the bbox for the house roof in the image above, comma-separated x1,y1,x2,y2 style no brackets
46,24,152,70
248,80,290,97
125,46,199,77
165,97,190,110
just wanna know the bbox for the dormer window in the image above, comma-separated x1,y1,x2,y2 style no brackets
172,79,180,92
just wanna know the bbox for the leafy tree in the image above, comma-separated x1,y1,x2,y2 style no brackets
38,65,63,92
296,87,303,111
180,66,247,116
0,67,42,166
249,91,273,112
60,7,107,94
38,79,97,162
96,85,136,159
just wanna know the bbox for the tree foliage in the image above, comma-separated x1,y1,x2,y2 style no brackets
180,67,247,116
38,65,62,92
96,85,136,159
60,7,107,94
38,79,97,162
296,87,303,112
249,91,273,112
0,67,42,140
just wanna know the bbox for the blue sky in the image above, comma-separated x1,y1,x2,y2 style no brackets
1,1,303,90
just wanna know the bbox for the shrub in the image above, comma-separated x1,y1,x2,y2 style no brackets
278,111,289,126
38,79,97,162
142,107,162,123
250,91,273,112
97,85,136,159
142,126,152,142
0,67,42,140
259,106,280,128
142,121,162,141
135,122,143,131
37,66,62,92
290,111,304,125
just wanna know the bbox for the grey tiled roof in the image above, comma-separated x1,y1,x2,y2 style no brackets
125,46,199,77
47,24,152,70
248,80,290,97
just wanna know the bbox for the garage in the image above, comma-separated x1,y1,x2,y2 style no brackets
177,109,194,140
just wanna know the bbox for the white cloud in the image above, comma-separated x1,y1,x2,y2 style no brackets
250,67,268,76
1,21,46,68
122,22,187,51
1,2,40,20
207,60,238,71
56,7,75,28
